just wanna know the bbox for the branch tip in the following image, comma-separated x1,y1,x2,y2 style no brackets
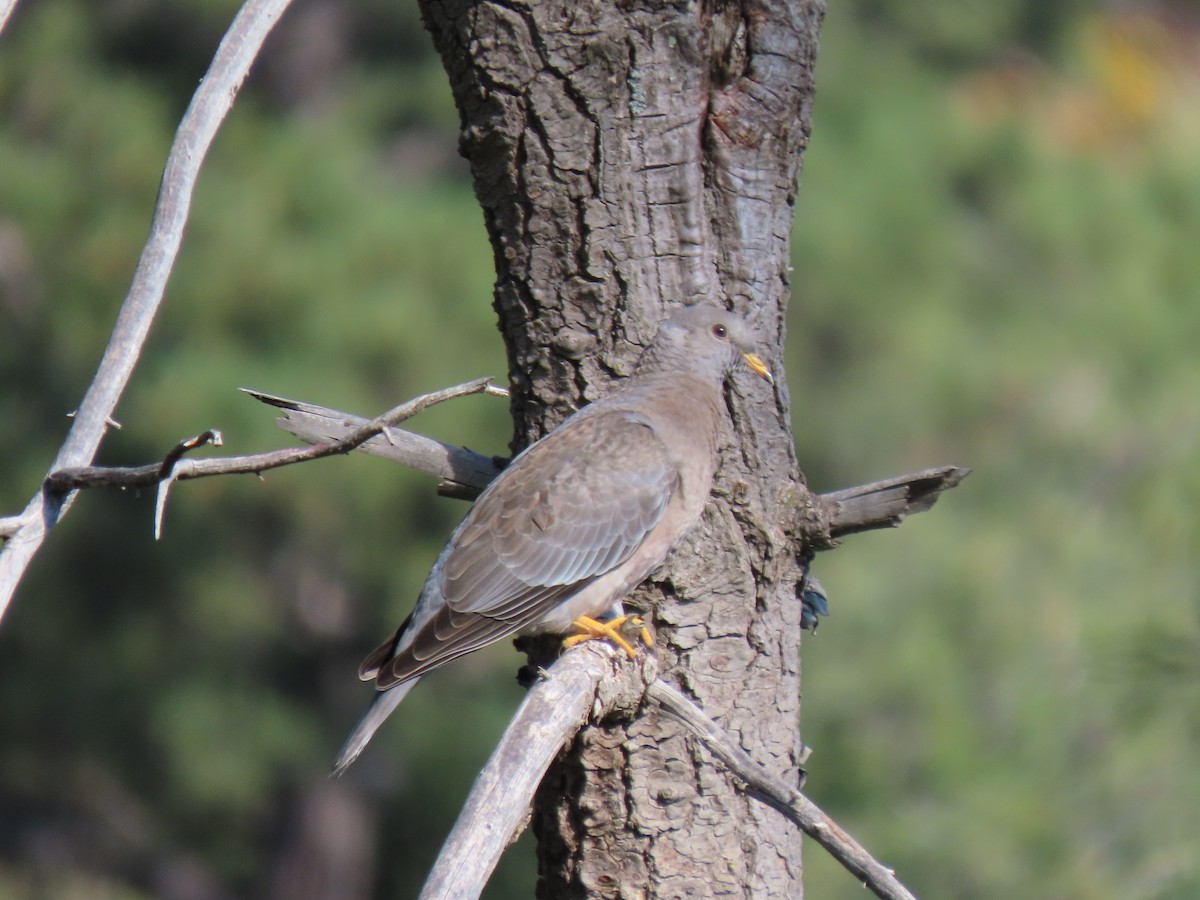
819,464,970,540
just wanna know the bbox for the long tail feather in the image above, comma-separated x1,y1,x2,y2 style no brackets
332,678,420,775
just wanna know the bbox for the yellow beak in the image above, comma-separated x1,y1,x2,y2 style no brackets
743,353,773,384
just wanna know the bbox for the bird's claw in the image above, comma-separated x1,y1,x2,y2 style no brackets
563,615,654,659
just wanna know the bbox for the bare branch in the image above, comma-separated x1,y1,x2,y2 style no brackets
419,643,655,900
419,647,918,900
0,0,17,36
243,385,507,498
647,681,919,900
820,465,971,539
43,379,503,497
0,0,295,625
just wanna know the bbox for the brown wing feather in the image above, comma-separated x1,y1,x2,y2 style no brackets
367,410,679,689
374,582,583,689
442,412,677,616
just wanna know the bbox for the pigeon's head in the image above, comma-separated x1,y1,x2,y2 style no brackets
642,304,773,385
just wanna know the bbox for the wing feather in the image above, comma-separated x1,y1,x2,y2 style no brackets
370,409,680,687
444,411,677,616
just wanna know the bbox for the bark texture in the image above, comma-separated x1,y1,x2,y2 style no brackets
414,1,824,895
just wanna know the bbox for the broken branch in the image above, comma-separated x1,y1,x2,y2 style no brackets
820,465,970,539
244,386,506,499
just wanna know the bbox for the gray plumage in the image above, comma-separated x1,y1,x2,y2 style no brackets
334,304,771,773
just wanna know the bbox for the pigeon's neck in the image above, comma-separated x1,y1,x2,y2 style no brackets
624,368,726,406
634,349,726,390
613,369,724,460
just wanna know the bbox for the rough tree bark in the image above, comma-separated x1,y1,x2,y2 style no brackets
415,1,824,896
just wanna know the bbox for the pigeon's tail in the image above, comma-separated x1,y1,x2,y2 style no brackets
332,678,420,776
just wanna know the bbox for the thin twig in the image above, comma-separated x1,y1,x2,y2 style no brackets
153,431,224,539
243,385,507,498
647,681,918,900
44,379,502,496
0,0,295,626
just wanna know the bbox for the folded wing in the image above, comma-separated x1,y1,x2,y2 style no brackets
367,410,679,689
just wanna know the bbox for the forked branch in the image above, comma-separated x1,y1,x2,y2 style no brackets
420,643,654,900
421,646,918,900
44,379,505,495
39,379,506,539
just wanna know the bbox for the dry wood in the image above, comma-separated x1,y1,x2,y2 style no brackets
244,388,504,499
821,466,971,538
420,646,918,900
0,0,295,624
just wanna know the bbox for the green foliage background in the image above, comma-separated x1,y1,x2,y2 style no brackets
2,1,1197,898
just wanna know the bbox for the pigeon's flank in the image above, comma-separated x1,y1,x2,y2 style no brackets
334,303,772,773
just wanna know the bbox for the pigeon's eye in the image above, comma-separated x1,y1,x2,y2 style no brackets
711,323,728,339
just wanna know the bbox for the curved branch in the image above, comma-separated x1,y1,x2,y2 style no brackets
0,0,295,625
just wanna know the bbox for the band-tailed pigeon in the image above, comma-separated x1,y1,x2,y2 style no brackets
334,303,772,772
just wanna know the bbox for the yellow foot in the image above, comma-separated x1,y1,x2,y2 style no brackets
562,615,654,659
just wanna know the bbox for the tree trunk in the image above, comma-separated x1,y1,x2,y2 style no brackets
415,1,824,895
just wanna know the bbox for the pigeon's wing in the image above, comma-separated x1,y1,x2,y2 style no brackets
369,409,679,688
446,410,679,614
